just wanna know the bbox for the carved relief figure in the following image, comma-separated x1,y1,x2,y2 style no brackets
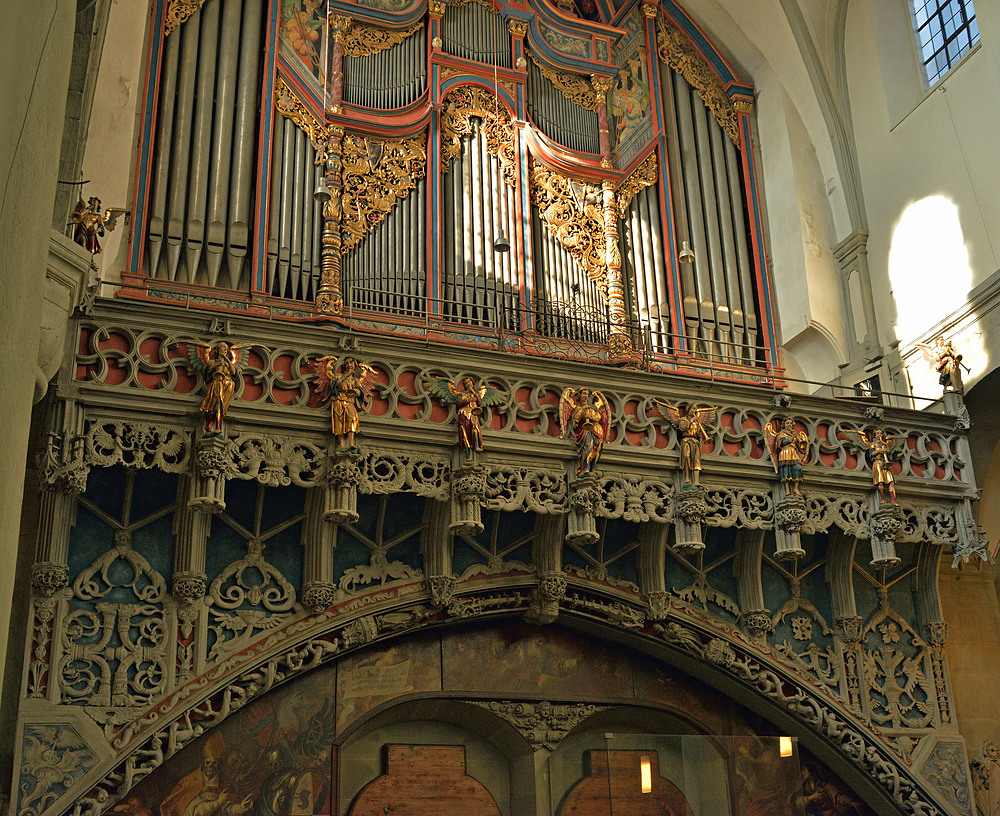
764,417,809,496
315,355,375,452
918,335,965,394
70,196,106,254
559,386,611,474
424,375,504,458
654,401,717,486
160,731,253,816
188,341,255,434
843,427,903,506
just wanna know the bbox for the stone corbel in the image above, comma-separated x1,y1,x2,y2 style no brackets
869,500,902,568
565,473,601,545
772,488,806,559
188,435,229,513
324,450,362,525
672,483,707,552
450,462,487,535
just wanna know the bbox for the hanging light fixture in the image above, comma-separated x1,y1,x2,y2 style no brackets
678,240,695,264
314,1,333,204
491,24,509,255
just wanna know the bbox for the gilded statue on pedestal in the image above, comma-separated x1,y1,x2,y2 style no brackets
315,355,376,453
186,340,257,434
764,417,809,496
917,335,965,394
423,375,504,458
654,401,717,486
559,387,611,474
843,427,904,506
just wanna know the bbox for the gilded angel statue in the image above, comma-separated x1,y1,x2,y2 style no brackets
916,335,965,394
423,375,505,458
314,355,376,453
184,340,259,433
559,386,611,475
764,417,809,497
654,401,717,486
843,427,904,505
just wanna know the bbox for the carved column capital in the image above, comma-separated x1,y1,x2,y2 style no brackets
451,463,487,535
172,571,207,604
31,562,68,599
924,620,948,648
837,615,864,644
302,581,338,612
646,590,669,621
741,609,774,640
428,575,457,608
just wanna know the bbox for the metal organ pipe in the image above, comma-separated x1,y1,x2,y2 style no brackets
165,11,201,282
724,134,759,359
204,0,241,288
709,115,743,359
673,71,712,348
227,0,263,290
146,0,263,289
343,28,426,109
185,0,220,283
692,90,731,351
147,31,180,279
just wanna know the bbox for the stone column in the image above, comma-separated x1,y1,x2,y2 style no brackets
638,522,669,619
301,486,338,612
421,498,455,608
734,528,772,640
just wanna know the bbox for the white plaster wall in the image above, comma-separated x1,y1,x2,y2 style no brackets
81,0,151,285
0,0,76,787
845,0,1000,392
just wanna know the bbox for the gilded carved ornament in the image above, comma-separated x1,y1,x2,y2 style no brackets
274,77,330,150
615,152,658,216
529,157,607,287
527,51,597,111
340,132,428,253
164,0,207,36
450,0,499,10
641,3,659,17
429,1,448,14
508,20,528,37
440,86,518,186
343,22,424,58
655,13,741,147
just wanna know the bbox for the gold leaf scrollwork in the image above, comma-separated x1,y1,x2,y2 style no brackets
164,0,208,36
527,51,597,111
529,157,606,288
440,86,518,187
343,22,424,58
274,77,330,150
615,153,658,217
656,13,741,147
450,0,498,10
340,132,428,253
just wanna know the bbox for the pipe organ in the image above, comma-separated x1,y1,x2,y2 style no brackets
137,0,772,372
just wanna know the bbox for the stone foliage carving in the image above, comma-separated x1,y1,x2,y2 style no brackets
18,724,97,816
596,473,672,522
702,485,771,528
472,700,609,750
863,604,934,729
481,463,566,513
61,531,169,709
920,741,973,816
86,421,190,472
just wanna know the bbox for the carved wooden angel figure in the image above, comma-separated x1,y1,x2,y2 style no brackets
187,340,257,434
764,417,809,496
917,335,966,394
314,355,376,453
423,375,504,459
843,427,903,505
654,401,717,486
559,386,611,475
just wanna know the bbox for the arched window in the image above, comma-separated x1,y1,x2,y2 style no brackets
909,0,979,87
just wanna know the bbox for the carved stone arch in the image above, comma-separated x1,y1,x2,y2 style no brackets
68,597,953,816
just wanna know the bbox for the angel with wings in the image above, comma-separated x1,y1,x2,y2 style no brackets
314,355,376,452
423,375,504,459
559,386,611,475
186,340,255,433
843,427,903,505
654,401,717,486
916,335,965,394
764,417,809,497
